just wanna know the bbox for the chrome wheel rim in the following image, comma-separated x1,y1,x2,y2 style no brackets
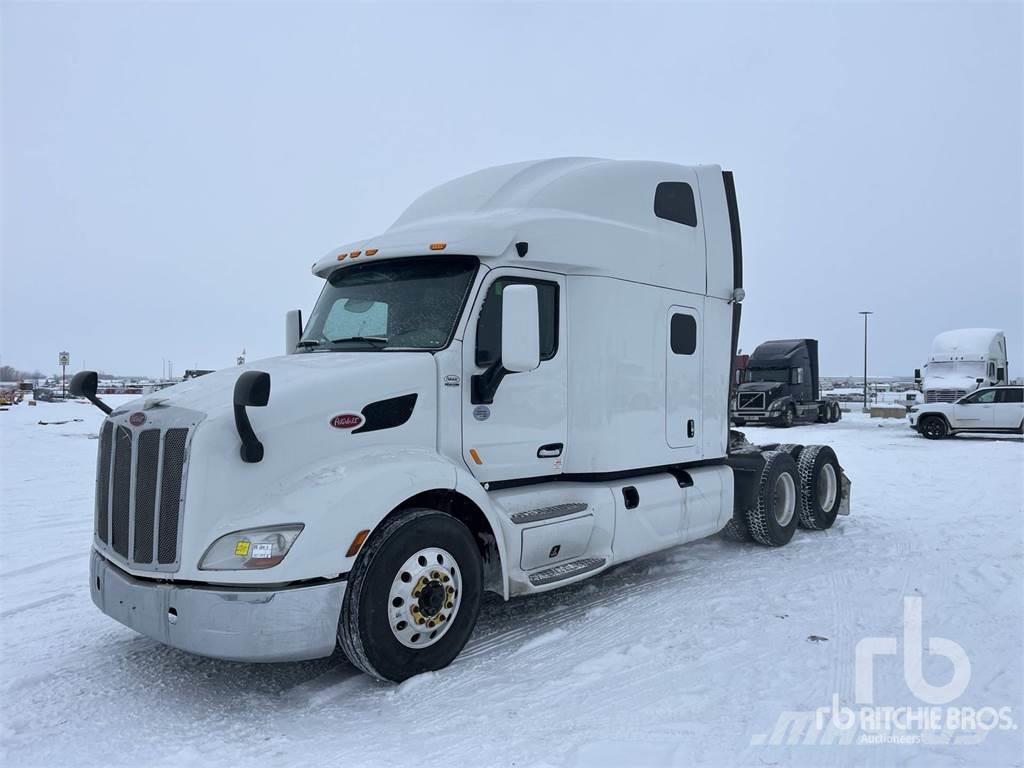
388,547,462,649
773,472,796,526
818,463,837,511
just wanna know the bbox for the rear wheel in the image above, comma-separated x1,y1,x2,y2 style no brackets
796,445,842,530
920,416,948,440
745,451,801,547
338,509,483,682
828,402,840,423
721,515,753,542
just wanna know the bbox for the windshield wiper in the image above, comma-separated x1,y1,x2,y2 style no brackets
328,335,389,348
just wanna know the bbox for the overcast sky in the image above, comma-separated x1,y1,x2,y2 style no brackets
2,2,1021,378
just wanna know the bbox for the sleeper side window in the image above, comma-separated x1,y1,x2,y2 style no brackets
476,278,558,367
670,314,697,355
654,182,698,227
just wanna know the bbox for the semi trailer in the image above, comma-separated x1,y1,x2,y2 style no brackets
75,158,851,682
731,339,842,427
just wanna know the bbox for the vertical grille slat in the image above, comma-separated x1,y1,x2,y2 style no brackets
94,412,193,571
111,426,133,558
96,422,113,544
158,428,188,565
132,429,160,564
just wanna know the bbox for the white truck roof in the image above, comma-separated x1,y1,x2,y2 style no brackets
313,157,735,299
928,328,1005,362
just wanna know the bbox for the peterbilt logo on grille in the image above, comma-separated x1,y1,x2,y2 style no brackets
129,412,147,427
330,413,363,429
737,393,764,410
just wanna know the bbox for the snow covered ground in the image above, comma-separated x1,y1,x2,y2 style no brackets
1,398,1021,767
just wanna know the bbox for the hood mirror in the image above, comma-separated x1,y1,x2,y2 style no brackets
234,371,271,463
70,370,112,415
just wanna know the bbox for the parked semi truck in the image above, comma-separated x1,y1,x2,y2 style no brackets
731,339,841,427
74,159,850,682
915,328,1009,403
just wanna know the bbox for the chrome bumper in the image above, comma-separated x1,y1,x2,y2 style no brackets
91,550,346,662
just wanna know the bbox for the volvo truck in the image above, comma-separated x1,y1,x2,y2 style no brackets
75,159,851,682
916,328,1009,403
731,339,841,427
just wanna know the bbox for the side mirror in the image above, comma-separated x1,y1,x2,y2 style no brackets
913,368,921,384
500,284,540,373
233,371,271,463
997,367,1005,382
285,309,303,355
69,370,112,414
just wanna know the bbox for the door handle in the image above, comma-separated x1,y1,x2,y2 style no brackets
687,419,695,438
537,443,563,458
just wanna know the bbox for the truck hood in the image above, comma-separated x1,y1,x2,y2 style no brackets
736,381,784,395
922,374,981,392
115,352,434,419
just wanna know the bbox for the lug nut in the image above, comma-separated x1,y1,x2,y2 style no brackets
447,586,454,594
446,601,453,609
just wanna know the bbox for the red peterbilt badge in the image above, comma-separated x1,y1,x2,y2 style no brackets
129,412,146,427
330,413,363,429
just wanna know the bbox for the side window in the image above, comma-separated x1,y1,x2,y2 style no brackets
964,389,997,404
476,278,558,367
790,368,804,385
996,388,1023,403
654,182,698,227
670,314,697,355
988,362,995,378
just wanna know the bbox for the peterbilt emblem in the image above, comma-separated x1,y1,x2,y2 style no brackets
444,374,461,387
129,412,147,427
330,413,363,429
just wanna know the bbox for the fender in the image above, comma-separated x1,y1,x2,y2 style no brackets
240,446,510,596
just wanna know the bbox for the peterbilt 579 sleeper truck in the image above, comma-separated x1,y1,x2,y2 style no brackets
732,339,842,427
74,159,851,682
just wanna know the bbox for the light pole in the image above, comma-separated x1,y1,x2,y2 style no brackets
859,311,873,412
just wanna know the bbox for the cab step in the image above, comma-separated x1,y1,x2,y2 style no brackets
510,502,588,525
528,557,606,586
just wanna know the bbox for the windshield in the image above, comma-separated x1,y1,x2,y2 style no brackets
300,256,478,351
927,361,986,378
745,368,789,383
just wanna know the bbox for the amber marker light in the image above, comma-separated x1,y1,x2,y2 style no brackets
429,242,447,251
346,529,371,557
469,449,483,465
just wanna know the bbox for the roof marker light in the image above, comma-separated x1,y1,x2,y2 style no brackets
365,248,378,256
429,242,447,251
336,254,346,261
350,251,361,258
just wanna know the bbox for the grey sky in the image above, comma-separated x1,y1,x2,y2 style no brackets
2,2,1021,378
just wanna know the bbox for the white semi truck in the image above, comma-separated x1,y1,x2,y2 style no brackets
916,328,1009,403
74,159,850,682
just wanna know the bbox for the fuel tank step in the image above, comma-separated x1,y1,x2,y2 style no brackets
528,557,606,586
510,502,588,525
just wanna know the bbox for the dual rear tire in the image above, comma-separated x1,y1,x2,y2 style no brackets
728,444,843,545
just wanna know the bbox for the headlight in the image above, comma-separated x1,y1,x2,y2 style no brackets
768,402,783,413
199,524,304,570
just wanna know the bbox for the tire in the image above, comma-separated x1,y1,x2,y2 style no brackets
779,405,795,428
796,445,842,530
722,515,753,542
827,402,838,423
817,405,829,424
833,403,842,422
774,443,803,460
920,416,948,440
338,508,483,682
745,451,801,547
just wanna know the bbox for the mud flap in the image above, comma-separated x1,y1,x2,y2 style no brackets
837,469,852,516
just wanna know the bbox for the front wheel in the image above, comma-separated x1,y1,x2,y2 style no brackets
338,509,483,682
779,405,795,428
920,416,948,440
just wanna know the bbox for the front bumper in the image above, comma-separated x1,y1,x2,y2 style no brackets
733,410,783,424
91,550,346,662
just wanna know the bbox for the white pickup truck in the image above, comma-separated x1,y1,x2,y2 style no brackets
909,385,1024,439
74,158,850,681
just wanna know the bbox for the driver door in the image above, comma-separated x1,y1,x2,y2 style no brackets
952,389,996,429
462,269,567,483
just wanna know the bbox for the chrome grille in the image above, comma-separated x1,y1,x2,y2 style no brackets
93,408,201,572
925,389,966,403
